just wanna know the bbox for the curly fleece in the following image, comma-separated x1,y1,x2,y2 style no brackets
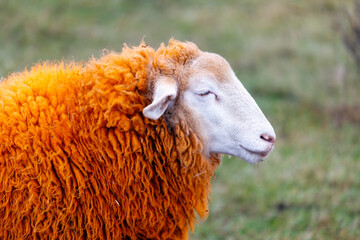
0,40,221,239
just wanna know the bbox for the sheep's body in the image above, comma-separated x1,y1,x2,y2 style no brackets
0,42,220,239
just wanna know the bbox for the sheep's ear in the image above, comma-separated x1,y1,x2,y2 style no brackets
143,77,178,120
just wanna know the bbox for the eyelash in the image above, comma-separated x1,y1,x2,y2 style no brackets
197,91,219,100
198,91,212,96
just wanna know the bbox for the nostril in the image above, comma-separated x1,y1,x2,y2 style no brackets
260,133,276,143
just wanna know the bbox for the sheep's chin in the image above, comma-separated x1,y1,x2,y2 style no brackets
241,153,267,165
242,147,274,164
211,145,272,165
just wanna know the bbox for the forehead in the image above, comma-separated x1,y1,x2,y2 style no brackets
188,52,233,83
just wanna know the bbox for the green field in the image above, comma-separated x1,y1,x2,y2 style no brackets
1,0,359,239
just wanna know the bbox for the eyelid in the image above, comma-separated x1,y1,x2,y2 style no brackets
198,90,212,96
196,91,219,100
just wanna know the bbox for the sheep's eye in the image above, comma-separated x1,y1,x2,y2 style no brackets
198,91,212,96
196,90,219,100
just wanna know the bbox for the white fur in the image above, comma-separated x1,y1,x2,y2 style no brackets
183,70,275,164
143,52,275,164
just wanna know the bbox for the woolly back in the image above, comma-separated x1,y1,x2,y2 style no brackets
0,40,221,239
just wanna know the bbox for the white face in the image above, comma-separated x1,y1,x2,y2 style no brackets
143,52,276,164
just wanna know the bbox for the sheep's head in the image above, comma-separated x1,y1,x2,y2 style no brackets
143,40,276,164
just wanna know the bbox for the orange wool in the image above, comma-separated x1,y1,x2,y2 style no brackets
0,40,220,239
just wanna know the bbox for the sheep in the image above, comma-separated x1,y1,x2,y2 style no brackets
0,39,275,239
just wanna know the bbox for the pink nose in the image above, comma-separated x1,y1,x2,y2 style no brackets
260,133,276,143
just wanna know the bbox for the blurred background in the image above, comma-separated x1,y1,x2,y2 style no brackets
0,0,359,239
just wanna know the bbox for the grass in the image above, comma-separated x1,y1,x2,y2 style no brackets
1,0,359,239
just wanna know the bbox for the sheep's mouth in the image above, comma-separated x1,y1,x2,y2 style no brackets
240,145,271,158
